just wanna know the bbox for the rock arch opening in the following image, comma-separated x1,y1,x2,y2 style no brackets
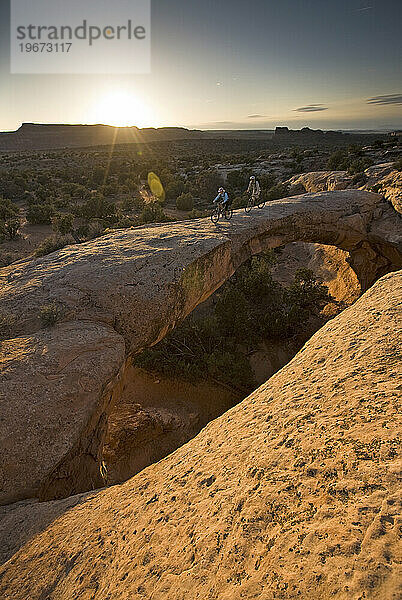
101,240,363,486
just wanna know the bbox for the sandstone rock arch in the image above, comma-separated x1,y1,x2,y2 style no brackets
0,189,401,505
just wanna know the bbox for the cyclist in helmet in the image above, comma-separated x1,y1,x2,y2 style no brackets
247,175,261,200
213,187,230,209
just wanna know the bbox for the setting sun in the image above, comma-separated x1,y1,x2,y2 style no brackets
87,89,153,127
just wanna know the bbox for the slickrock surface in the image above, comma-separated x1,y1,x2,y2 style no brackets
287,171,354,194
364,163,402,215
287,164,402,215
1,189,401,505
0,270,400,599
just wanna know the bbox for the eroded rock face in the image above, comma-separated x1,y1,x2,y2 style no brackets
363,163,402,214
103,366,241,485
287,170,355,194
0,189,400,504
0,322,125,505
271,242,361,306
287,164,402,215
0,270,400,599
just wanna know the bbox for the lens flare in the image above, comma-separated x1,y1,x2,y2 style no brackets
147,172,165,203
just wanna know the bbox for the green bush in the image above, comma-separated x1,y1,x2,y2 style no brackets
111,215,135,229
0,312,17,340
327,149,372,174
265,183,290,202
4,217,20,239
79,194,116,220
0,197,19,221
176,192,194,211
40,302,63,328
139,202,170,224
35,234,74,257
232,195,247,209
27,203,54,225
52,212,75,235
347,158,372,175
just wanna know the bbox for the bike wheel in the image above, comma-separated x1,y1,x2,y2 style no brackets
224,207,233,220
245,198,253,213
211,207,220,224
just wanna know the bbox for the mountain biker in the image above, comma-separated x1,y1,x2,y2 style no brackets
247,175,261,200
213,187,230,209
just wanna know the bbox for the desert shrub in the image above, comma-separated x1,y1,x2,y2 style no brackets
40,302,63,328
165,179,186,200
347,158,372,175
176,192,194,211
226,170,251,192
0,197,19,221
134,252,330,390
139,202,170,224
0,312,17,340
72,221,106,242
121,196,144,212
79,194,116,220
232,195,247,209
327,149,372,174
327,150,348,170
136,315,255,390
100,183,116,197
351,172,367,186
52,212,75,235
0,252,14,267
265,183,290,201
393,159,402,172
3,217,21,239
35,234,74,257
72,223,90,241
111,215,135,229
27,203,55,225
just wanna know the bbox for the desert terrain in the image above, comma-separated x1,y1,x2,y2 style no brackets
0,131,401,599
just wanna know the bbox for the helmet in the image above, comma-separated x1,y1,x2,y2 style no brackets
218,187,224,193
250,175,255,180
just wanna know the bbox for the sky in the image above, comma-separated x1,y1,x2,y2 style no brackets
0,0,401,131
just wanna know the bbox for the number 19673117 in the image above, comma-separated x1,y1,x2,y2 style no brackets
19,42,72,53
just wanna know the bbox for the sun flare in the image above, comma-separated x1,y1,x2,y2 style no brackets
88,90,153,128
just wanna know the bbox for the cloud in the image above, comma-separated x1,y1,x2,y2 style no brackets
247,114,267,119
367,94,402,105
294,104,328,113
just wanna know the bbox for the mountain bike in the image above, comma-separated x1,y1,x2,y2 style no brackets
211,201,233,224
245,194,265,213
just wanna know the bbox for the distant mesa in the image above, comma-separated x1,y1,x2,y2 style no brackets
274,126,346,139
0,123,205,152
0,123,391,152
